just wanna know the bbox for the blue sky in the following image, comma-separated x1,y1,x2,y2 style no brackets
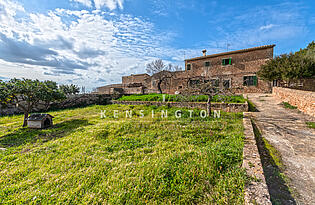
0,0,314,90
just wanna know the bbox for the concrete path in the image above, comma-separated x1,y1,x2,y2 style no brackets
247,93,315,205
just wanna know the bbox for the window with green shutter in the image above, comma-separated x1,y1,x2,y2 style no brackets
205,61,210,67
222,58,232,66
253,76,257,86
243,76,258,86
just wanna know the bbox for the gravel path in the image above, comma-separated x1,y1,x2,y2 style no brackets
247,93,315,205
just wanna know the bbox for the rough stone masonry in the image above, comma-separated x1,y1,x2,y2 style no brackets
95,45,275,95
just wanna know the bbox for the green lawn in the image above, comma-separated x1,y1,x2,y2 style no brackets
0,105,245,204
117,93,246,103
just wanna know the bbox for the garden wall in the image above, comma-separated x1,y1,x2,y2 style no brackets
112,100,248,112
0,94,112,116
273,87,315,117
50,94,111,110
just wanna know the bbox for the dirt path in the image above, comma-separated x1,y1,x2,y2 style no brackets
247,93,315,205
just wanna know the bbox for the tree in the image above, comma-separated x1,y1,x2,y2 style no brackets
0,79,65,127
182,77,233,116
258,42,315,81
41,81,66,110
146,59,182,94
59,84,80,96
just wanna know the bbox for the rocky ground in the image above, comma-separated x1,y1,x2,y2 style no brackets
247,93,315,205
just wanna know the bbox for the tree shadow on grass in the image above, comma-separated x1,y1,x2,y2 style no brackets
252,121,297,205
0,119,91,148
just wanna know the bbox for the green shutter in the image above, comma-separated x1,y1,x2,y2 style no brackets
222,59,225,66
229,58,232,65
253,76,257,86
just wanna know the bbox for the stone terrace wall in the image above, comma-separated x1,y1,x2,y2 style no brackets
0,94,112,116
0,104,20,116
49,94,111,110
273,87,315,117
112,100,248,112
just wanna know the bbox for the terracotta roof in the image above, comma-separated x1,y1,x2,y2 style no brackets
185,45,276,61
27,114,54,121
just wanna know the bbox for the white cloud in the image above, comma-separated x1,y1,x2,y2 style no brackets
259,24,276,30
70,0,92,7
0,0,183,90
70,0,124,10
1,0,305,91
205,2,307,52
94,0,124,10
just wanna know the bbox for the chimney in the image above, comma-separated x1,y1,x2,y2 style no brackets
202,49,207,56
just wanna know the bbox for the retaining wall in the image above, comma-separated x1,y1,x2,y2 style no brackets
243,113,271,204
0,94,112,116
273,87,315,117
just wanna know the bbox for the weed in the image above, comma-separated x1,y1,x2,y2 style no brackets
247,100,259,112
282,102,297,109
306,122,315,129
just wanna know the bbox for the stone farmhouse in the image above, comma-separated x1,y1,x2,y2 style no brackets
95,45,275,94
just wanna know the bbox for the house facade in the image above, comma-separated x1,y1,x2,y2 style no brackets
95,45,275,95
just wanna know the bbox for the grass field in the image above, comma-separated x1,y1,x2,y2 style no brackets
117,93,246,103
0,105,245,204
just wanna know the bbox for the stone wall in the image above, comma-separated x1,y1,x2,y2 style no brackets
50,94,111,110
0,94,112,116
112,100,248,112
122,74,150,85
95,45,275,95
0,104,20,116
276,78,315,92
95,84,124,94
184,46,274,94
273,87,315,117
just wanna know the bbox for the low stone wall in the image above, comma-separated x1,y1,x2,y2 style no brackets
0,104,20,116
243,113,271,204
50,94,111,110
0,94,112,116
111,100,248,112
273,87,315,117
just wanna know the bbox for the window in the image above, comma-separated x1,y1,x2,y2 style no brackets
222,58,232,66
272,80,278,87
178,85,183,89
189,79,200,87
243,76,257,86
204,61,210,67
186,64,191,70
210,79,219,87
223,80,230,89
